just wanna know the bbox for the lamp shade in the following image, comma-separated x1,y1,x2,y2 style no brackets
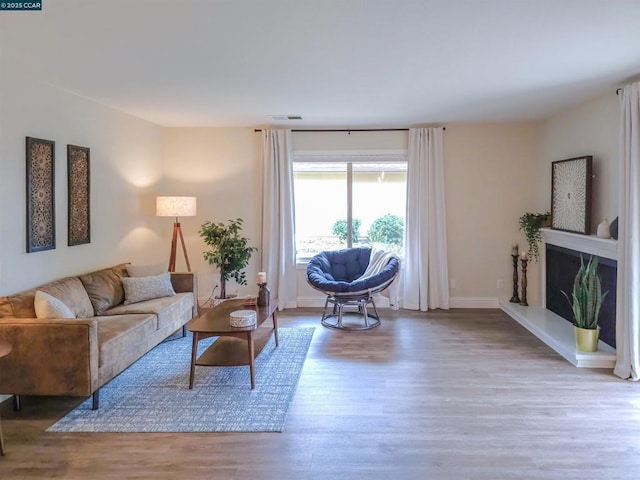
156,196,197,217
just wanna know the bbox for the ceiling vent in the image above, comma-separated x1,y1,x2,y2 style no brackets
270,115,303,120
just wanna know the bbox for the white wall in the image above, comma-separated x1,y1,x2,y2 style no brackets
161,128,262,303
0,70,165,295
444,123,541,306
0,68,570,311
537,92,620,230
292,127,541,307
292,130,408,150
530,92,619,309
161,126,540,307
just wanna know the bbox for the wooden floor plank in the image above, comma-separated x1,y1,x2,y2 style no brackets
1,308,638,479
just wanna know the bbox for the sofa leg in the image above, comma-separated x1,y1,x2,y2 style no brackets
13,395,20,411
92,390,99,410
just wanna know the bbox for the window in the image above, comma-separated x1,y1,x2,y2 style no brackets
293,152,407,261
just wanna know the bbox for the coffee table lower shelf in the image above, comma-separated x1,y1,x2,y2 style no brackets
196,329,275,367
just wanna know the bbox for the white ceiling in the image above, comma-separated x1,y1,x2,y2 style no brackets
1,0,639,127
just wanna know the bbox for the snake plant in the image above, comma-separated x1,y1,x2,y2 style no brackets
562,256,607,330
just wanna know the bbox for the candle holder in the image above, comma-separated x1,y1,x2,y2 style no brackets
509,254,520,303
519,258,529,307
257,282,270,307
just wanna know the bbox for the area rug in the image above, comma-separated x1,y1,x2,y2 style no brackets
47,327,314,433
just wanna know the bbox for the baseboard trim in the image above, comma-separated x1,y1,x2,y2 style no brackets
297,296,494,309
296,296,325,308
279,300,298,310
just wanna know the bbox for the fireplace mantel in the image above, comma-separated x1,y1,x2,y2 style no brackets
500,228,617,368
541,228,618,308
541,228,617,261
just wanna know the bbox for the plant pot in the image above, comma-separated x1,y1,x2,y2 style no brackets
574,326,600,352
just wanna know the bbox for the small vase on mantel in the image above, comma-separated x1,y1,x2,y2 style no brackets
596,219,611,239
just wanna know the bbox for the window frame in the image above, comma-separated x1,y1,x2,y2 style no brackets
293,149,408,263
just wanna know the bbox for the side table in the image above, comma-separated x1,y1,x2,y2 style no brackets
0,339,12,456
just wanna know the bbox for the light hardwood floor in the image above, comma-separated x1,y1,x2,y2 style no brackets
1,308,639,479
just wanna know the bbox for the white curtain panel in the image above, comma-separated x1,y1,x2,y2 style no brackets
261,129,297,309
402,127,450,311
614,81,640,381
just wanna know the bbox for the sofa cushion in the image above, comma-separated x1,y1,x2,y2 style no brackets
34,291,75,319
126,263,166,277
122,272,176,305
0,277,94,318
105,292,194,330
97,313,156,368
79,264,129,315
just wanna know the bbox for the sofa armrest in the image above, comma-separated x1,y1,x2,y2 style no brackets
0,317,99,397
170,272,198,317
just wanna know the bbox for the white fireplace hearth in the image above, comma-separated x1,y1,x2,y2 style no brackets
500,228,617,368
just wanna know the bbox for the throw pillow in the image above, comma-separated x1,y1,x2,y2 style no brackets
34,290,75,319
122,272,176,305
126,263,166,277
40,277,95,318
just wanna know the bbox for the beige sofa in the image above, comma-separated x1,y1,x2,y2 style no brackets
0,264,197,409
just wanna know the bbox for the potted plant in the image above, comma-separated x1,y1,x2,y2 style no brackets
199,218,257,299
518,211,550,262
562,255,608,352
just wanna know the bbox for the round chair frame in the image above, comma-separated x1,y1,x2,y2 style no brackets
308,274,397,331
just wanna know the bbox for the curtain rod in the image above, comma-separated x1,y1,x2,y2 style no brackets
254,127,445,133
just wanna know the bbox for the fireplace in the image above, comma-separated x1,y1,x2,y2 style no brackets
499,228,617,368
545,244,617,347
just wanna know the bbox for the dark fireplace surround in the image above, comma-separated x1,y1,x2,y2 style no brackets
545,244,617,348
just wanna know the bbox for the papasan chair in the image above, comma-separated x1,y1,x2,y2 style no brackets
306,247,400,330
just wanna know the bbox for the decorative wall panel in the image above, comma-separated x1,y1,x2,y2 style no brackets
67,144,90,246
26,137,55,252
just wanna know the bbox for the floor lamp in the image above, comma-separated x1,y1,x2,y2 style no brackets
156,196,197,272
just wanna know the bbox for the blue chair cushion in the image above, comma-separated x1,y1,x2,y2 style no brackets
307,247,400,293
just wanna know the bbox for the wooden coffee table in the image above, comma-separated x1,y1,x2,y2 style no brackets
0,339,12,456
188,299,279,390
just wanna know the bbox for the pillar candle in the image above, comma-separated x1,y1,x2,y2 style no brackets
520,251,528,261
257,272,267,284
512,244,519,256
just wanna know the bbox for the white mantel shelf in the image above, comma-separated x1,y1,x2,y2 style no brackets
500,300,616,368
541,228,618,260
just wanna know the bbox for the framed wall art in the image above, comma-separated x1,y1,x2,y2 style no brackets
26,137,56,253
67,144,91,246
551,156,592,235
